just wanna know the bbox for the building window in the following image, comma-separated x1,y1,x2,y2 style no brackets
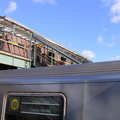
48,52,54,57
61,57,66,62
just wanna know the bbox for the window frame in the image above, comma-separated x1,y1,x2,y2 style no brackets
1,92,66,120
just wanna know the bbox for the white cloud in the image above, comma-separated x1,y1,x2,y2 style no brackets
110,2,120,15
110,15,120,23
97,36,104,44
110,0,120,23
111,55,120,60
97,34,118,47
5,1,17,13
33,0,57,5
108,42,116,47
81,50,96,59
102,0,120,23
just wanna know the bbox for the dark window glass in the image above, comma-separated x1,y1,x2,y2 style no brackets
49,52,54,57
5,94,64,120
61,57,66,62
36,55,40,63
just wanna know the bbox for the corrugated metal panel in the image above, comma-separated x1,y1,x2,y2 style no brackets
0,61,120,79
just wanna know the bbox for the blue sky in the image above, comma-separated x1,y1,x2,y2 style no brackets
1,0,120,62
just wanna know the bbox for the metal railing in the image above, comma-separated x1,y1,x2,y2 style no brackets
0,38,30,59
35,52,64,67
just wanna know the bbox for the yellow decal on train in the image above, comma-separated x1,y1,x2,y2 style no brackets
10,99,19,110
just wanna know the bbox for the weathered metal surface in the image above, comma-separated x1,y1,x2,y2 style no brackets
0,61,120,120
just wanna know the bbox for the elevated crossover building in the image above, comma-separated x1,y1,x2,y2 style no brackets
0,16,91,70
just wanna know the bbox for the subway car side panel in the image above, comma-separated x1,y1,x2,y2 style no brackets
82,81,120,120
0,79,120,120
0,83,84,120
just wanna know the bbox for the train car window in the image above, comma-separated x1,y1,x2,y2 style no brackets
2,93,66,120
